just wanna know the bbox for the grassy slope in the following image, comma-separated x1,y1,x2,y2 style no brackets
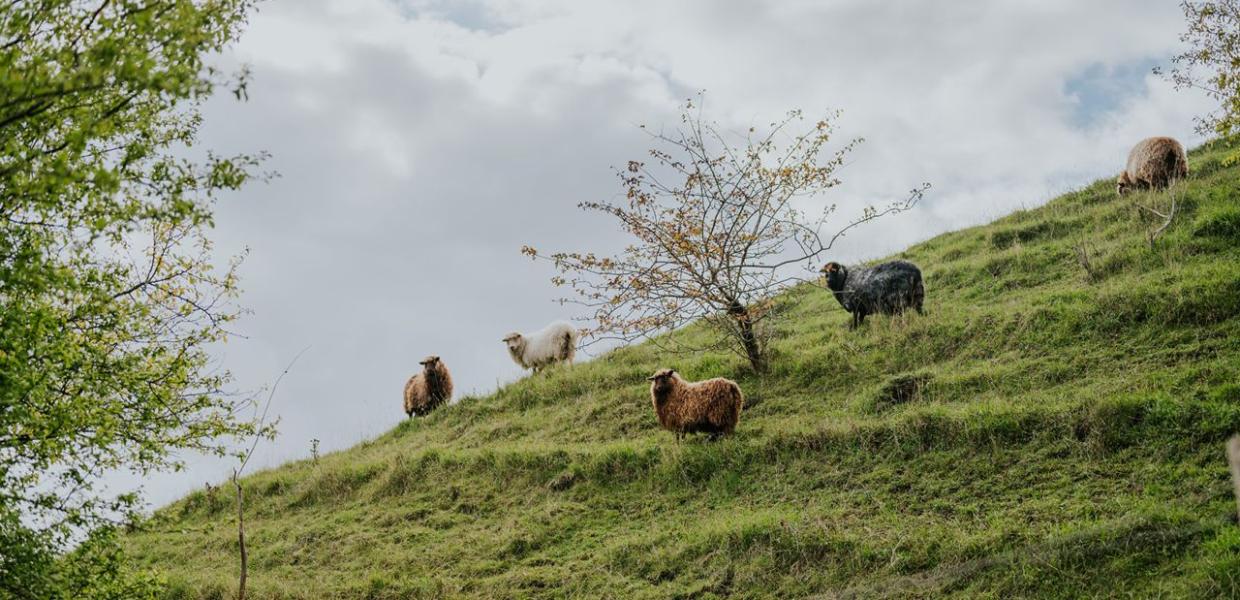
128,143,1240,599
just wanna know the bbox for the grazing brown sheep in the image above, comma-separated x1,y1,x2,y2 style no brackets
1116,137,1188,196
647,369,743,440
403,355,453,418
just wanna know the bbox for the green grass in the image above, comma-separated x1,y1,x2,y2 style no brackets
127,141,1240,599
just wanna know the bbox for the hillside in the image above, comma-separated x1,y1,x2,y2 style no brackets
127,142,1240,599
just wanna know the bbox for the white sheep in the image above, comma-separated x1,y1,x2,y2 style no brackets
502,320,579,373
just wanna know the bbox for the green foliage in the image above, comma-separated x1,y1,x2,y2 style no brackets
2,506,163,599
1166,1,1240,162
126,146,1240,597
0,0,265,581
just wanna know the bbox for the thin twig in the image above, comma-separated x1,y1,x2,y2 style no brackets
239,346,309,474
1148,198,1178,245
232,346,309,600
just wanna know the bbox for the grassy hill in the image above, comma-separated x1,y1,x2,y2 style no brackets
127,142,1240,599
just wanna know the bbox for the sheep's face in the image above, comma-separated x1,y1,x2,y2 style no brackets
1116,172,1132,196
502,333,524,353
819,262,848,290
647,368,677,397
419,355,440,368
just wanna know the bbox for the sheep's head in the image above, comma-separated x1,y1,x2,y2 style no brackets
1116,171,1132,196
419,355,441,368
647,368,677,397
819,262,848,291
501,333,524,354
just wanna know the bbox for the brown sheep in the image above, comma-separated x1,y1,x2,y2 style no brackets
647,368,743,440
1116,137,1188,196
403,355,453,418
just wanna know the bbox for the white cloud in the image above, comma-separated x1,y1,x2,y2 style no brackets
112,0,1213,509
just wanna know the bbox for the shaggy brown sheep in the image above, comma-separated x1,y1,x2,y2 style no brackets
403,355,453,418
1117,137,1188,196
647,368,743,440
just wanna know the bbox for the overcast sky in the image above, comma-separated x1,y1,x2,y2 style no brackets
109,0,1214,510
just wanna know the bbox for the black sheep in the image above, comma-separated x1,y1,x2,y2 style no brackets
820,260,925,328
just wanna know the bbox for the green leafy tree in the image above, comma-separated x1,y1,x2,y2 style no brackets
0,0,268,590
1164,1,1240,159
2,506,162,600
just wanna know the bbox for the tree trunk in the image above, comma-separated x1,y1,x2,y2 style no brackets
234,474,247,600
727,300,766,373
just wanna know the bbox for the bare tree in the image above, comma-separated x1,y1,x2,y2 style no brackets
231,347,307,600
523,98,928,372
